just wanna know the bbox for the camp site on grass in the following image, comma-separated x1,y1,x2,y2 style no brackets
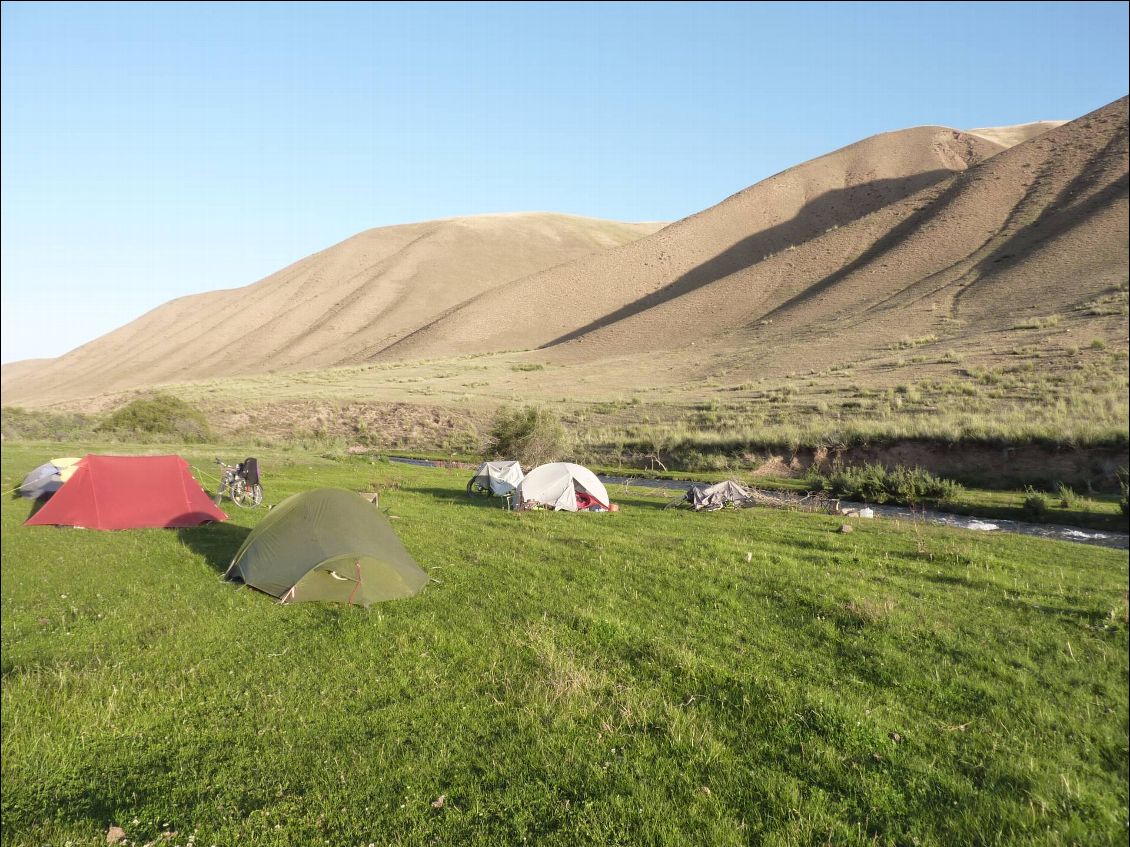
22,454,227,529
225,487,429,606
1,443,1127,847
516,462,615,512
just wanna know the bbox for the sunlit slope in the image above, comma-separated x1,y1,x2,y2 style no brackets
543,97,1127,364
382,126,1007,360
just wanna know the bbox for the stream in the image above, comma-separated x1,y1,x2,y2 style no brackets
387,458,1129,551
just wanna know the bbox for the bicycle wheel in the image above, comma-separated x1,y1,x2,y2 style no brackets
246,483,263,507
231,479,250,507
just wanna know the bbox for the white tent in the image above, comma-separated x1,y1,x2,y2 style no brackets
468,461,525,496
517,462,610,512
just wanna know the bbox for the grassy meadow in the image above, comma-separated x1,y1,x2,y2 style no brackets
2,443,1128,846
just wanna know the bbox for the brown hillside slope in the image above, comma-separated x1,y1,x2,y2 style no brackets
381,126,1006,361
1,214,663,404
541,97,1127,366
384,99,1126,367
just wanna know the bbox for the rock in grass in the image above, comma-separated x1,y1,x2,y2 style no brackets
839,524,854,534
106,826,126,844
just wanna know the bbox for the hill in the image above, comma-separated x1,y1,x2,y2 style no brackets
1,214,663,404
382,125,1009,361
384,100,1126,368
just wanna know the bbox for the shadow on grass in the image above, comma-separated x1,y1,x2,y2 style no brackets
409,485,516,509
10,490,49,519
178,521,251,574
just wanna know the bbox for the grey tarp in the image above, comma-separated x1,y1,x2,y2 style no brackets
469,461,525,496
688,480,755,511
19,462,64,499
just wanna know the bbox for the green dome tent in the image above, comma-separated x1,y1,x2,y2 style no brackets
225,488,428,606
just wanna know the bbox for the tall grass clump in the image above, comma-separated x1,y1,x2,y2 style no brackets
1021,487,1053,521
486,405,568,467
811,462,964,505
97,393,212,442
1022,488,1051,522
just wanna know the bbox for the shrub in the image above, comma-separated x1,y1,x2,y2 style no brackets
1021,488,1050,522
487,406,568,467
1055,483,1081,509
810,462,963,505
97,393,212,442
1,406,100,441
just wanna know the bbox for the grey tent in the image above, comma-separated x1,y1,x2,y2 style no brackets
686,480,756,511
226,488,428,606
19,463,63,499
467,461,525,496
18,457,82,499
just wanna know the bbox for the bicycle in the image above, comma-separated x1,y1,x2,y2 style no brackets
214,457,264,507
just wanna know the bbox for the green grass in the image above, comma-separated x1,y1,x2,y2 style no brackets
2,444,1128,846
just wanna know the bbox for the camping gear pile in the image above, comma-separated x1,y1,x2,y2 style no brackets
682,479,757,511
671,479,839,514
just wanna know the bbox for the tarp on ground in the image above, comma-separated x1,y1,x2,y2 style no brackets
517,462,610,511
469,461,525,495
225,488,428,606
18,457,86,499
19,462,65,499
24,455,227,529
688,479,755,511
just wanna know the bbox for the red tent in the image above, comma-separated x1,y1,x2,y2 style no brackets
24,455,227,530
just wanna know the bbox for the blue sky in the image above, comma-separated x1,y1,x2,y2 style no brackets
2,1,1127,364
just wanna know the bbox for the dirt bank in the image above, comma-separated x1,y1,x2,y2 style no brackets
631,439,1129,492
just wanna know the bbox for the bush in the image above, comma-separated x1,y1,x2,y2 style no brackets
1,406,99,441
1022,488,1050,522
487,406,568,467
810,462,963,505
98,393,212,442
1055,483,1082,509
